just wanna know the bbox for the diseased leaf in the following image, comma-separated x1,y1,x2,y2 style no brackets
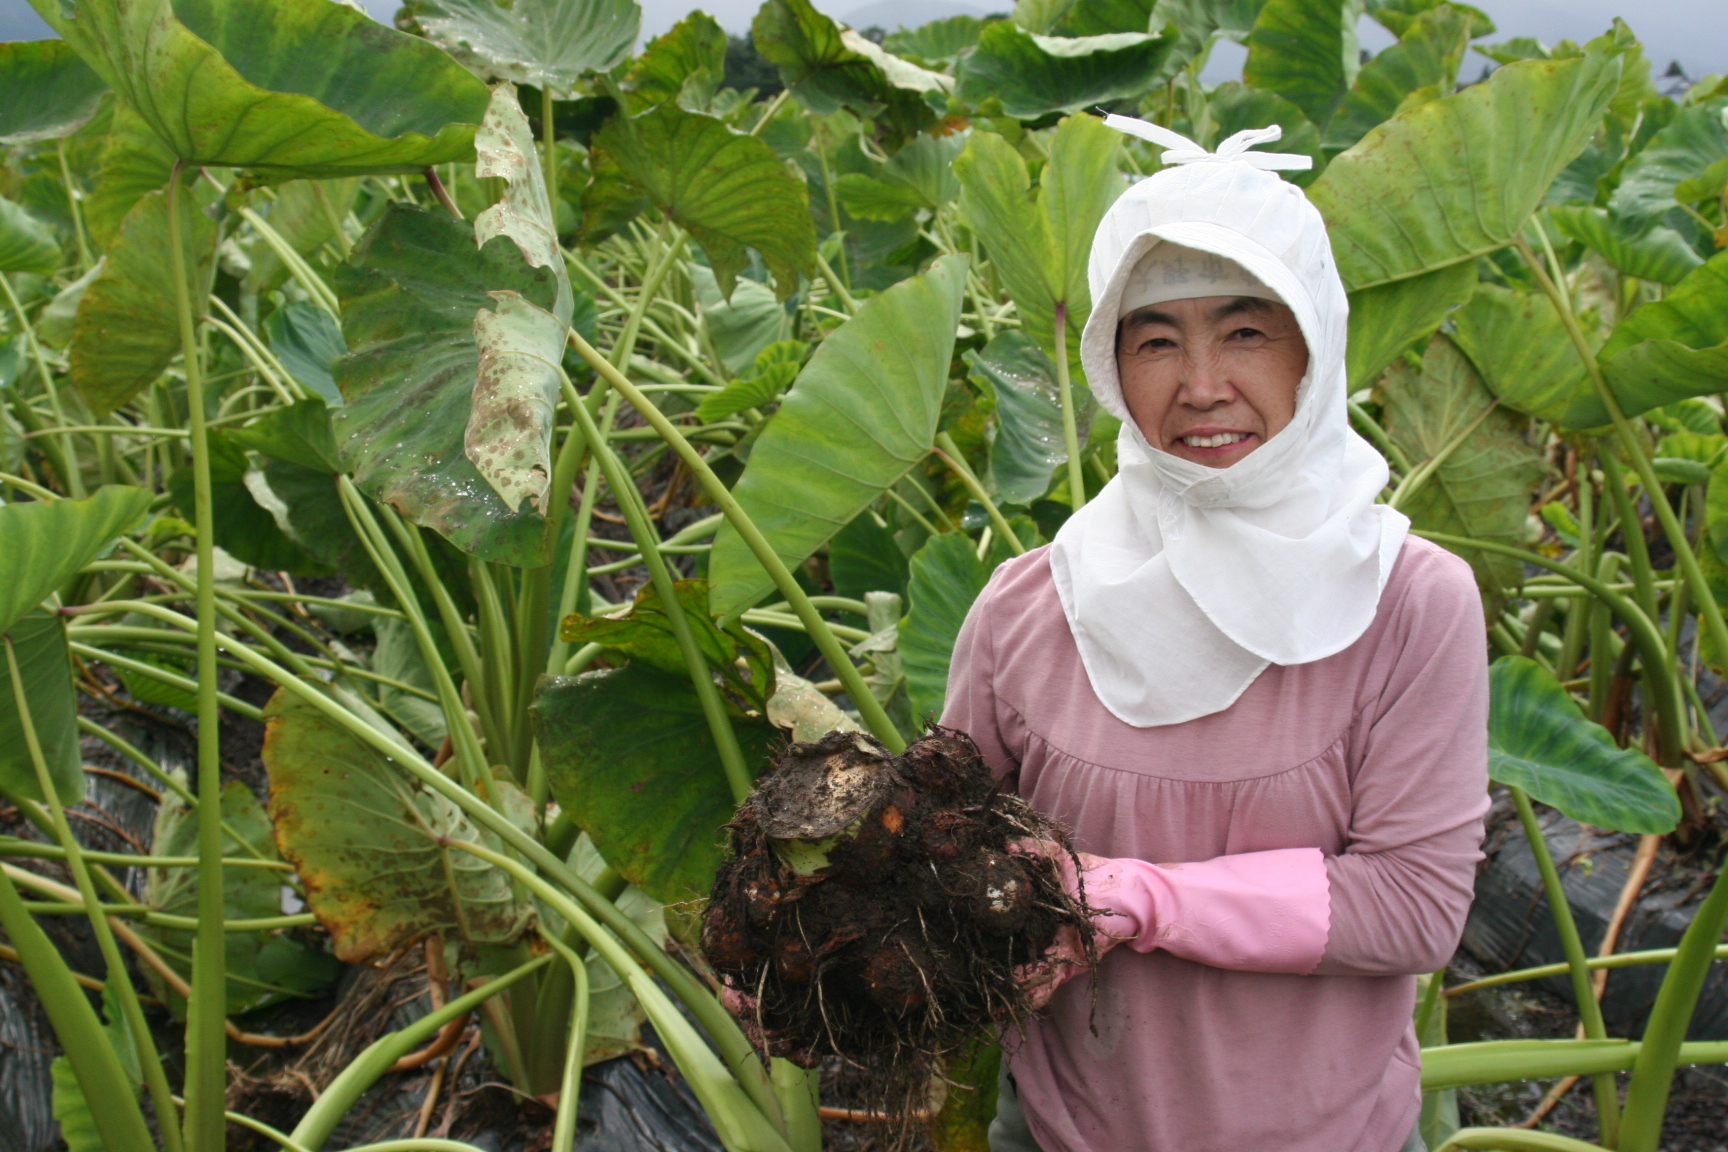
0,610,85,808
1344,261,1477,390
1488,656,1680,834
264,686,536,963
533,663,779,904
0,199,60,276
589,102,816,299
467,83,575,514
29,0,490,178
1549,205,1704,286
1380,335,1548,591
707,255,967,617
1449,283,1590,427
1243,0,1361,130
1308,53,1620,290
406,0,640,99
956,22,1178,120
0,39,108,145
70,181,217,414
0,484,151,634
332,203,563,566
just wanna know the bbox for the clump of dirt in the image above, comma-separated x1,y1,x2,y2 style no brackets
702,727,1095,1137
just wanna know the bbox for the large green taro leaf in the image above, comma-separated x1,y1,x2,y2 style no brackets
1308,53,1620,291
0,40,108,145
1449,283,1589,428
1322,3,1471,152
882,16,983,62
954,115,1121,368
405,0,639,99
1570,250,1728,428
70,181,216,414
1488,656,1679,834
80,102,175,251
955,21,1179,120
1243,0,1360,131
0,610,85,808
331,202,559,567
900,521,1038,722
1052,0,1155,36
140,776,339,1015
707,254,966,617
588,101,816,300
1379,335,1548,591
1344,261,1476,391
752,0,936,146
533,663,778,905
29,0,489,178
0,199,60,275
971,331,1071,505
1608,98,1728,226
621,10,726,112
263,685,535,963
1549,205,1703,287
0,484,151,634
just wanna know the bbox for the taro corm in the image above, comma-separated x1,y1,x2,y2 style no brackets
701,727,1096,1134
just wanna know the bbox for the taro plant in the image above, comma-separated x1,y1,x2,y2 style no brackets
0,0,1725,1150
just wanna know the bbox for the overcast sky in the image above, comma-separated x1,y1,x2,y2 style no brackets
2,0,1719,86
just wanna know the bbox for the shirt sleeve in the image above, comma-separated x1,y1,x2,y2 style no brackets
939,573,1023,789
1312,544,1491,977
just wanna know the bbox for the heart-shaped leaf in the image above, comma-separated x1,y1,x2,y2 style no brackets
0,39,107,145
1572,251,1728,426
971,331,1072,505
1379,335,1548,590
264,686,536,963
332,202,563,567
707,254,967,617
1549,205,1703,286
622,10,727,112
1309,52,1620,291
0,484,152,634
587,101,816,299
1488,656,1680,834
70,180,217,414
1449,283,1589,427
0,610,85,807
753,0,938,146
406,0,640,99
956,22,1178,120
533,663,779,904
30,0,489,177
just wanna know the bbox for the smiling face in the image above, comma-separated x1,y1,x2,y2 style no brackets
1115,295,1310,468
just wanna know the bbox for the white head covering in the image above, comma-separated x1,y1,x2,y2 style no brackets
1047,118,1410,728
1119,240,1281,315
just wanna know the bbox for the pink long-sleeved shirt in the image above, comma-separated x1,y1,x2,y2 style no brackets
940,537,1489,1152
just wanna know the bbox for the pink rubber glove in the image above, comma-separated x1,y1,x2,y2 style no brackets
1018,846,1331,1008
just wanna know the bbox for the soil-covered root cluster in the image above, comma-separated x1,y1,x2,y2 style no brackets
701,727,1096,1130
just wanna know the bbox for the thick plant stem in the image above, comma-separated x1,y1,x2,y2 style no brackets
1510,787,1619,1144
934,432,1025,554
1517,236,1728,707
168,163,227,1152
540,931,589,1152
0,866,155,1151
5,636,179,1152
564,327,908,752
542,85,559,225
560,377,754,804
1617,853,1728,1150
1053,304,1087,510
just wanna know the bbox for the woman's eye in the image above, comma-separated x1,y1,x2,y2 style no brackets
1142,337,1175,351
1230,327,1264,340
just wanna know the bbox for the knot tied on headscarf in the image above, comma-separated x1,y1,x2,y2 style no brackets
1044,113,1409,729
1101,115,1314,172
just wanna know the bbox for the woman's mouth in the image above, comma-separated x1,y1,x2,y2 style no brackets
1180,431,1250,449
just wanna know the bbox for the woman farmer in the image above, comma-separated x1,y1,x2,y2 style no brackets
941,119,1489,1152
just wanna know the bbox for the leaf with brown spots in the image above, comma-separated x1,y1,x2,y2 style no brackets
263,685,534,963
